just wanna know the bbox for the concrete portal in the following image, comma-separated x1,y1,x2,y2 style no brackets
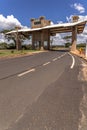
32,30,50,50
31,16,50,50
6,16,87,51
31,16,86,51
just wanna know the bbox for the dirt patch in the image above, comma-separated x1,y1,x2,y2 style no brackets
71,50,87,61
78,63,87,82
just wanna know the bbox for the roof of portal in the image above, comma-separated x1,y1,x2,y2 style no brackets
6,19,87,35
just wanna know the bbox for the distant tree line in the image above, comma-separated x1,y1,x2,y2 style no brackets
77,43,86,48
0,42,32,50
0,42,86,50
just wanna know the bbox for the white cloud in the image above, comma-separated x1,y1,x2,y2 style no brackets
71,3,85,14
23,39,32,45
66,15,73,22
66,15,87,22
51,33,67,45
0,14,22,31
77,25,87,43
57,21,63,24
0,14,30,43
0,33,14,43
53,15,87,45
51,21,54,25
0,33,5,43
78,15,87,21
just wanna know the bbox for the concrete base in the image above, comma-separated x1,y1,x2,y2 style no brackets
40,46,44,50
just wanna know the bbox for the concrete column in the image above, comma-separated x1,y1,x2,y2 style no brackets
71,26,77,51
32,33,35,49
41,31,44,50
48,30,50,50
42,30,50,50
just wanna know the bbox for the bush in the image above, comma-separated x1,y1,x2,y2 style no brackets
77,43,86,48
0,42,7,49
65,42,71,48
22,44,32,50
7,43,16,49
11,50,14,53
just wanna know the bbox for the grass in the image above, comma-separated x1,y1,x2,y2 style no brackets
0,49,39,58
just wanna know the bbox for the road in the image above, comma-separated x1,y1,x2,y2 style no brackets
0,50,87,130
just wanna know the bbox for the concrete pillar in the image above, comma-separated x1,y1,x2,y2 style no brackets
32,32,35,49
31,30,50,50
71,26,77,51
48,30,50,50
41,31,44,50
42,30,50,50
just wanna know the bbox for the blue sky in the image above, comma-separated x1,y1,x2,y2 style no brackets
0,0,87,44
0,0,87,27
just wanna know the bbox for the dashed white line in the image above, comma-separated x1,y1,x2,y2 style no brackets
18,68,35,77
43,62,51,66
18,53,67,77
58,53,67,59
52,53,67,61
68,53,75,69
53,58,58,61
15,114,24,123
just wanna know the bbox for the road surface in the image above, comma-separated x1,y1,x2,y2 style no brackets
0,51,87,130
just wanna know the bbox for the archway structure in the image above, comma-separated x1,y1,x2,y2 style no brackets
6,16,87,51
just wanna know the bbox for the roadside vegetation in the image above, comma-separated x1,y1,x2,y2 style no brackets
0,41,86,58
0,43,39,58
0,49,38,57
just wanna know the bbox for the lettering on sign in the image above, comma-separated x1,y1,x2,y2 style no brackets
34,19,41,25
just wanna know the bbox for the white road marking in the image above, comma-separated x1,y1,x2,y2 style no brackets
68,53,75,69
43,62,51,66
18,68,35,77
58,53,67,59
53,58,58,61
15,114,24,123
18,53,67,77
52,53,67,61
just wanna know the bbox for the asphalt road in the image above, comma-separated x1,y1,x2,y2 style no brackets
0,51,87,130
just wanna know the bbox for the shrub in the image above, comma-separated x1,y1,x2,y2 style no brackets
0,42,7,49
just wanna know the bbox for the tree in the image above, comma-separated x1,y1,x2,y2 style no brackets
0,42,7,49
63,35,72,48
1,29,13,34
5,28,31,50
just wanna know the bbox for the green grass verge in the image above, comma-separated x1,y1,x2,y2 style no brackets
0,49,38,57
